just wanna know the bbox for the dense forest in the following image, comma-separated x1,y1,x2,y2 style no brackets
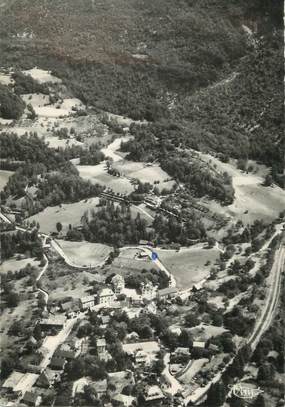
1,229,43,260
81,201,152,246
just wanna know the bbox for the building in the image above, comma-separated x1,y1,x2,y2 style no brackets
174,347,191,357
21,391,42,407
193,341,206,349
96,338,107,354
111,274,125,294
112,394,136,407
143,385,165,402
2,371,39,397
39,315,66,331
135,350,149,366
157,287,178,300
49,356,67,371
141,282,156,300
37,369,61,388
80,295,95,310
98,288,115,305
89,379,107,397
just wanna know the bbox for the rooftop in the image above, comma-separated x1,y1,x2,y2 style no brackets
3,371,39,393
80,295,95,304
99,288,114,297
122,341,160,355
158,287,178,296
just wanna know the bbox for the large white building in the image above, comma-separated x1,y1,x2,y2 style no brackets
98,288,115,305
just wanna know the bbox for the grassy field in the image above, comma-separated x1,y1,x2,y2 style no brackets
56,239,113,267
156,244,220,289
27,197,100,234
0,170,14,191
200,154,285,224
113,160,175,191
0,257,40,274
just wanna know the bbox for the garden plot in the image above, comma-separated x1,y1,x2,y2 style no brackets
0,170,14,191
155,245,220,289
27,197,100,234
56,240,112,267
187,323,228,341
178,359,209,384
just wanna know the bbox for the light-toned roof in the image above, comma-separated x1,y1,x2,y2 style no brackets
3,371,25,389
99,288,114,297
122,341,160,355
193,341,206,348
22,391,41,403
3,372,39,393
40,315,66,326
111,274,124,283
144,385,164,401
80,295,94,304
175,347,190,354
90,379,107,393
158,287,178,296
113,394,136,406
96,338,106,347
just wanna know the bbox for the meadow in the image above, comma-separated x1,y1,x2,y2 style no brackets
156,244,220,289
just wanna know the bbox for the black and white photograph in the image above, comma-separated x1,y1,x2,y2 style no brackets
0,1,284,406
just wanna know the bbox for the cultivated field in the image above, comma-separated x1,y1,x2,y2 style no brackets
0,170,14,191
56,239,112,267
27,197,100,234
155,244,220,289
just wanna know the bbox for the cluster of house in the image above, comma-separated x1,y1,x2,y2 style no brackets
55,275,180,319
2,338,82,407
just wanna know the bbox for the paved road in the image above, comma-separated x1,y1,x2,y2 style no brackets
162,353,183,395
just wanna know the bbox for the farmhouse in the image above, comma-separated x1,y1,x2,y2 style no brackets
98,287,115,305
80,295,95,310
111,274,125,293
174,347,191,357
157,287,178,300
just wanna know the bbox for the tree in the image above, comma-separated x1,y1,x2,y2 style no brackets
6,292,19,308
184,313,199,327
56,222,63,233
263,173,273,186
207,382,226,406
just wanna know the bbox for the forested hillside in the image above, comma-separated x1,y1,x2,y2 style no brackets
0,0,283,183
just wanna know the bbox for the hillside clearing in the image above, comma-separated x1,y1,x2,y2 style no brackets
0,257,40,274
199,154,285,224
27,197,100,234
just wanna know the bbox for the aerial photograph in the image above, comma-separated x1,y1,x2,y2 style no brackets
0,1,284,406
